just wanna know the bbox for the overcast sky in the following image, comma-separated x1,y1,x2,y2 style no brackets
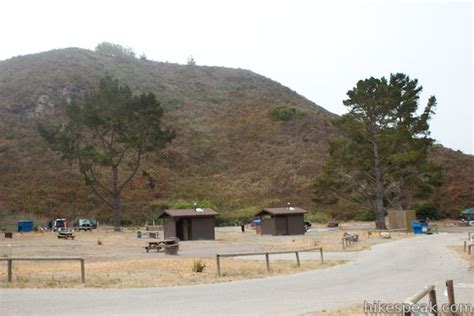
1,0,472,154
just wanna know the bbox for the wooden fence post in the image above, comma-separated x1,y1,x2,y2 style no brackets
80,259,85,283
446,280,455,315
320,248,324,264
342,237,345,250
429,289,438,316
295,252,300,267
7,259,12,282
216,254,221,277
464,240,467,252
469,244,473,255
265,253,270,271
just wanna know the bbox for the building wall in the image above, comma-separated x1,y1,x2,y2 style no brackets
163,217,176,239
190,217,215,240
287,214,305,235
261,218,275,235
387,210,416,232
275,216,289,235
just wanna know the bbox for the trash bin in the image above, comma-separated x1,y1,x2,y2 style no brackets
17,220,33,232
412,221,428,234
420,221,428,233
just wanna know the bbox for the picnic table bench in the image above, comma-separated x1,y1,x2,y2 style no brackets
145,238,179,253
57,230,75,240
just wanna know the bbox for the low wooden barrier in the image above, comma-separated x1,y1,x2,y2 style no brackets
215,247,323,277
341,235,358,250
403,280,457,316
464,241,474,255
367,228,408,238
0,257,85,283
403,284,438,316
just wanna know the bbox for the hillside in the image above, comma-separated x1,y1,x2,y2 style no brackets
0,48,472,224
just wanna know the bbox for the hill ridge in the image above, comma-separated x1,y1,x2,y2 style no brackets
0,48,471,225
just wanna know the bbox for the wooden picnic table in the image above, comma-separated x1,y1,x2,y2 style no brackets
145,239,178,252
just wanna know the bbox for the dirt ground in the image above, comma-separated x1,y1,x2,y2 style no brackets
452,233,474,271
0,223,412,288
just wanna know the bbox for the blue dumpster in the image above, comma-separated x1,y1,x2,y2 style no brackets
412,221,428,234
17,220,33,232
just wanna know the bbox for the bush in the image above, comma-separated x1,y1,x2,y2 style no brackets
215,207,258,226
415,203,444,220
192,259,206,273
120,218,133,226
305,211,331,224
354,209,376,221
268,106,297,121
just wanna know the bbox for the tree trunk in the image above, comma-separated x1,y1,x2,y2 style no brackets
373,141,387,229
398,175,410,210
112,166,121,232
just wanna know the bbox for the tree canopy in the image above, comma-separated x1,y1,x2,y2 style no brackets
95,42,136,59
38,77,175,230
314,73,440,229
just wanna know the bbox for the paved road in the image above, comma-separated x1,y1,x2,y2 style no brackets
1,233,473,315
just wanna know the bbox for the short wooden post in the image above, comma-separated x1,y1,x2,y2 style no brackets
80,259,85,283
216,254,221,277
342,238,346,250
319,248,324,264
265,253,270,271
469,244,473,255
7,259,12,282
295,252,300,267
429,289,438,316
464,240,467,252
446,280,455,315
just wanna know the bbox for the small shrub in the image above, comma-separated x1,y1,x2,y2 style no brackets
415,203,444,220
120,218,133,226
215,207,259,226
192,259,206,273
97,238,103,246
354,209,376,221
268,106,297,121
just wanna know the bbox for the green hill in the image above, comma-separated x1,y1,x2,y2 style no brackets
0,48,472,225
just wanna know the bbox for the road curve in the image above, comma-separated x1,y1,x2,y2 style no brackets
1,233,472,315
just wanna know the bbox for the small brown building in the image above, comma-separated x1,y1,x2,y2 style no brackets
255,207,307,236
158,208,218,241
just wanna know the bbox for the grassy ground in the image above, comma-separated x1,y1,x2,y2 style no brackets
0,224,410,288
0,257,344,289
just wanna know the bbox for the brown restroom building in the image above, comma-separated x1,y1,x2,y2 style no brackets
158,208,218,240
256,207,307,236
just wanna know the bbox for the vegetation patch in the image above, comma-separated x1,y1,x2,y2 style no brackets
305,211,332,224
268,105,303,121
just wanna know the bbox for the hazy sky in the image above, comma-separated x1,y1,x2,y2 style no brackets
1,0,472,154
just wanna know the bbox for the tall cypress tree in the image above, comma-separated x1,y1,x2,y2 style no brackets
38,77,175,230
314,73,439,229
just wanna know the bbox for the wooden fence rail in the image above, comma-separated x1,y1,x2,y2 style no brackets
403,280,458,316
215,247,323,277
403,284,437,316
0,257,85,283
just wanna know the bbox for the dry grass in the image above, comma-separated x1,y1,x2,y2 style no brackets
310,305,365,315
451,245,474,271
0,256,343,289
0,229,354,288
0,225,412,288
